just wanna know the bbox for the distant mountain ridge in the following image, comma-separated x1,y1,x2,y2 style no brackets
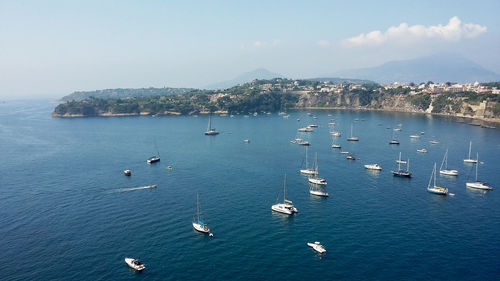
335,53,500,84
307,77,376,84
204,68,283,89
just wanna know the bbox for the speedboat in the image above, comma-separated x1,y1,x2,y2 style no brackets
340,151,349,154
429,140,440,144
307,241,326,253
346,155,355,160
389,140,400,145
364,164,382,170
124,170,131,176
125,258,146,271
331,144,341,149
410,135,420,138
308,177,327,185
147,156,160,164
308,124,318,128
417,149,427,153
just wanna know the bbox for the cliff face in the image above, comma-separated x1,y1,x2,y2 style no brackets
294,91,500,122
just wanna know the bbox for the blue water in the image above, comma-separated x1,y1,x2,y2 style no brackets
1,100,499,280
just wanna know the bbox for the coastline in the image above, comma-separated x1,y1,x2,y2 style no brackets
51,106,500,124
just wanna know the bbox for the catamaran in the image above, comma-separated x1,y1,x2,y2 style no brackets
466,153,493,190
392,152,411,177
347,123,359,141
300,146,317,175
271,174,298,215
204,114,219,135
439,149,458,176
463,141,477,163
427,163,448,195
192,193,212,235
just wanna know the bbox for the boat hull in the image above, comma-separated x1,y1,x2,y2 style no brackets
466,182,493,190
364,164,382,170
308,178,327,185
309,189,329,197
440,169,458,176
271,203,297,215
125,258,145,271
300,169,317,175
427,187,448,195
147,157,160,164
392,171,412,177
192,222,210,233
463,159,478,163
307,242,326,253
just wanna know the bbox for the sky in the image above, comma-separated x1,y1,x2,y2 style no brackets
1,0,499,99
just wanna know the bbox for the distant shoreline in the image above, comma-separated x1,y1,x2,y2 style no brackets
51,107,500,125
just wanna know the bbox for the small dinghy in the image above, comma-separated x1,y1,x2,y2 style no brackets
125,258,145,271
307,241,326,253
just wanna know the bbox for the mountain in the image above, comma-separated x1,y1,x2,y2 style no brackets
335,53,500,84
205,68,282,89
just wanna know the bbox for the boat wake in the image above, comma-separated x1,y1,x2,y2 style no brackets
114,185,158,193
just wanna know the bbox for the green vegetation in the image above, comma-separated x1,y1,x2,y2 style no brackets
61,87,195,101
410,94,431,110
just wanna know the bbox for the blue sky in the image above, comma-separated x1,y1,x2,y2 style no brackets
1,0,499,99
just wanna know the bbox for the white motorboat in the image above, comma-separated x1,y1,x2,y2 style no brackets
427,163,448,195
147,156,160,164
125,258,146,271
204,114,219,135
331,144,341,148
298,126,314,132
272,175,298,215
466,153,493,190
463,141,478,163
429,140,440,144
340,151,349,154
123,169,131,176
439,149,458,176
330,131,341,137
308,124,318,128
307,241,326,253
364,164,382,170
417,148,427,153
300,146,318,175
410,135,420,138
192,193,212,235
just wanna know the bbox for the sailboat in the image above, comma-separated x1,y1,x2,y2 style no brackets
463,141,477,163
300,146,318,175
347,123,359,141
192,193,212,235
391,152,411,177
204,114,219,135
271,174,298,215
439,149,458,176
309,183,329,197
389,130,400,145
308,153,327,185
147,141,160,164
427,163,448,195
466,153,493,190
331,135,341,148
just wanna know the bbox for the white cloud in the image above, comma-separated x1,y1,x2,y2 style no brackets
342,16,487,47
317,40,331,47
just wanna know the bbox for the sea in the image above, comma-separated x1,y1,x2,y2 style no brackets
1,100,499,281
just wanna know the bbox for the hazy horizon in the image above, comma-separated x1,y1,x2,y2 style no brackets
1,0,499,99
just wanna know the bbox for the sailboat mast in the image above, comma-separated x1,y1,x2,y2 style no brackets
283,174,287,202
207,115,211,131
305,146,309,169
468,141,472,159
433,163,436,187
407,159,410,172
315,153,318,174
475,153,479,181
398,152,401,171
196,193,200,221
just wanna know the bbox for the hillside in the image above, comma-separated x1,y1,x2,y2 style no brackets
61,87,195,101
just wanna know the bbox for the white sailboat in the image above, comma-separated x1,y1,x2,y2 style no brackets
204,114,219,135
309,183,329,197
300,146,318,175
147,141,160,164
427,163,448,195
192,193,212,235
346,123,359,141
439,149,458,176
395,152,407,164
466,153,493,190
308,153,327,185
463,141,477,163
331,136,341,149
271,174,298,215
